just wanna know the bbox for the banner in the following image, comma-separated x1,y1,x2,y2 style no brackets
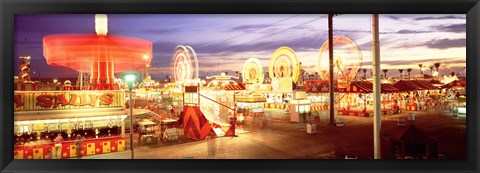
14,90,125,112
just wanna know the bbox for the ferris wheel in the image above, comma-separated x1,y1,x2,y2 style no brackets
269,46,300,83
318,36,363,87
172,45,199,83
242,58,264,84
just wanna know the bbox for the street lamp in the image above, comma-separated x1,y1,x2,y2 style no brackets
123,72,138,159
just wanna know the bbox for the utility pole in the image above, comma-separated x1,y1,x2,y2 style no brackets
328,14,335,125
372,14,382,159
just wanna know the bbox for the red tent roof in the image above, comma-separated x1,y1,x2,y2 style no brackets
338,81,399,93
442,80,466,89
393,80,426,91
411,80,438,90
428,80,443,86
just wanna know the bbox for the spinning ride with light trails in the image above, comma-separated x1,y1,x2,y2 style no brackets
318,36,363,88
242,58,264,84
269,46,300,83
43,14,153,90
172,45,199,84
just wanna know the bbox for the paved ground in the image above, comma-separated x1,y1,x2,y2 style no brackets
78,108,466,159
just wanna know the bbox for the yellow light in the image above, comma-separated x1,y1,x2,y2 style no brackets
95,14,108,36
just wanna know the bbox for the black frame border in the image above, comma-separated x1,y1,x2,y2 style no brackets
1,0,479,173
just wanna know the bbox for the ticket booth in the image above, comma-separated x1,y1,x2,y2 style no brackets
289,91,311,122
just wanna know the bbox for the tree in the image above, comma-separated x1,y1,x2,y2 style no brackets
407,68,413,79
314,72,319,80
429,65,434,75
362,68,367,80
418,64,423,75
382,69,388,79
398,69,404,79
451,71,455,77
434,62,441,73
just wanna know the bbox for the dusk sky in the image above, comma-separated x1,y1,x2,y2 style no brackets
14,14,466,81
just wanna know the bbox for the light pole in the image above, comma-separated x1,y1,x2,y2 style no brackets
124,73,137,159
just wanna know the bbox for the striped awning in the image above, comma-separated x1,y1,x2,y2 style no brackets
393,80,426,91
411,80,439,90
223,83,246,91
338,81,399,93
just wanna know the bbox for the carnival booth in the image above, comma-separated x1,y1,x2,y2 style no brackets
337,81,400,116
264,77,294,109
289,91,311,122
304,79,336,119
14,90,128,159
236,92,267,117
393,80,440,111
442,80,466,115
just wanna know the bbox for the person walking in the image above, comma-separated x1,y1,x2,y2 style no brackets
206,134,216,159
53,133,63,159
74,134,83,159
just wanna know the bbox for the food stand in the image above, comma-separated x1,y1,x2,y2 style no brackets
14,90,128,159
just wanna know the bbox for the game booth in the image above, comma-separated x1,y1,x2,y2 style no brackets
393,80,440,111
337,81,400,116
441,79,466,115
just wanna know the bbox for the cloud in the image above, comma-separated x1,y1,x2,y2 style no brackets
425,38,466,49
386,15,402,21
431,23,466,33
141,28,181,34
229,24,272,32
389,38,466,50
413,15,466,20
396,29,432,34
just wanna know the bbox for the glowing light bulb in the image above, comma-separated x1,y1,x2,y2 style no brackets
95,14,108,36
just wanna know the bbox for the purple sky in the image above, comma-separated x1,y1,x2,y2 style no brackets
14,14,466,81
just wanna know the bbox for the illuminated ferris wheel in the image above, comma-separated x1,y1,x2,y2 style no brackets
318,36,363,86
242,58,264,84
172,45,199,83
269,46,300,83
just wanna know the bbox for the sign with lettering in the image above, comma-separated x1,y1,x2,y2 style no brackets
14,91,125,112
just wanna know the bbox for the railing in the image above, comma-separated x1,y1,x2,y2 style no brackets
198,93,234,111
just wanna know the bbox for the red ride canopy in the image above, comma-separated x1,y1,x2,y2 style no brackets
43,34,152,73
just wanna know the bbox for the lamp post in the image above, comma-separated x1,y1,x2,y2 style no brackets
124,73,137,159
